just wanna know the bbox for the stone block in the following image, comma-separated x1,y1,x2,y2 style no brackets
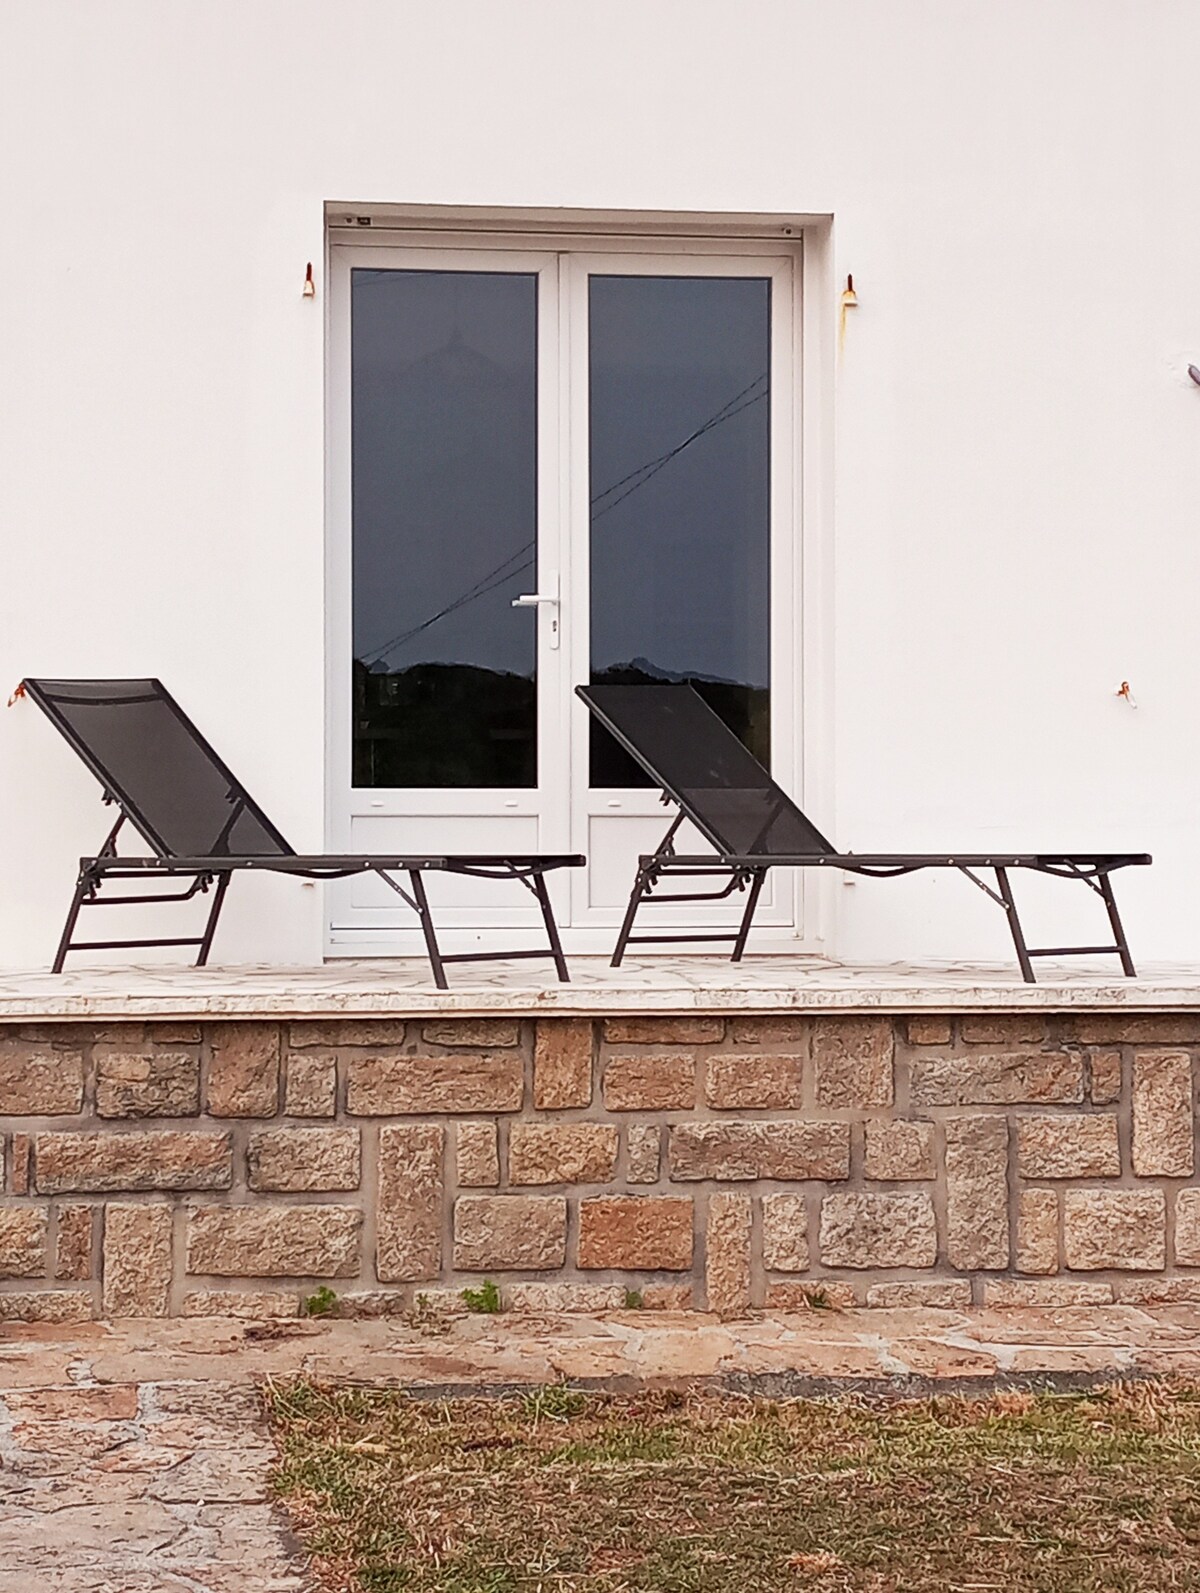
454,1195,566,1271
1174,1188,1200,1266
764,1280,858,1309
626,1123,661,1183
1090,1050,1122,1105
0,1207,47,1277
1115,1278,1200,1304
813,1018,894,1107
704,1054,805,1110
103,1203,172,1317
603,1054,695,1111
985,1280,1115,1307
347,1053,523,1114
945,1115,1009,1269
1132,1051,1194,1176
1017,1115,1120,1178
283,1053,337,1117
912,1051,1083,1105
422,1019,520,1048
730,1016,812,1045
506,1282,627,1312
456,1122,500,1187
1061,1016,1200,1045
577,1195,693,1271
0,1290,94,1322
182,1290,298,1318
866,1280,973,1309
603,1017,723,1044
205,1023,280,1117
706,1193,751,1316
96,1052,199,1118
0,1048,84,1115
187,1205,363,1277
10,1133,30,1194
669,1120,849,1181
761,1191,809,1271
1063,1189,1165,1271
54,1204,95,1280
289,1020,407,1047
905,1017,952,1046
35,1132,232,1193
508,1123,618,1185
819,1192,937,1269
246,1127,361,1192
1016,1189,1058,1274
959,1017,1048,1045
533,1020,593,1108
378,1124,444,1281
864,1120,934,1181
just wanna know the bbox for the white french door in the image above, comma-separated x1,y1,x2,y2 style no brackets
327,238,800,955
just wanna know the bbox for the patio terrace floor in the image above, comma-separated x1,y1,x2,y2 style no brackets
3,954,1200,1019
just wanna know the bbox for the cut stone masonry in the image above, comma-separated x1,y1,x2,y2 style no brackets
0,1011,1198,1318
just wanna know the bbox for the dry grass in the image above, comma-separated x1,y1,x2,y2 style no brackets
264,1377,1200,1591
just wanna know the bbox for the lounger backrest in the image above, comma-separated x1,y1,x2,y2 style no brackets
578,683,834,858
23,678,295,860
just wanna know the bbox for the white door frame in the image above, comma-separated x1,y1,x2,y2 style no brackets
324,230,819,958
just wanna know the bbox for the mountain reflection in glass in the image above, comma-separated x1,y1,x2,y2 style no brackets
351,269,538,788
588,275,771,787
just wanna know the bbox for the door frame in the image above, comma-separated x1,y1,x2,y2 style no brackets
323,225,831,959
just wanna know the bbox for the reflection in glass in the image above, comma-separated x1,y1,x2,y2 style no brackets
588,276,771,787
351,269,538,787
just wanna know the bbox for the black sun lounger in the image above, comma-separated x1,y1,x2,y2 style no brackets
23,678,583,989
578,683,1151,983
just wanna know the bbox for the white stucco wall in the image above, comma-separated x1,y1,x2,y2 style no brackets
1,0,1198,970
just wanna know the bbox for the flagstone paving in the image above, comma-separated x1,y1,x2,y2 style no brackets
3,1304,1200,1590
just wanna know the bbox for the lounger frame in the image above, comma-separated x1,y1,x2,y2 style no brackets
25,679,581,989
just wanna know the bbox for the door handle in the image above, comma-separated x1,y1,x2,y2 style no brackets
511,580,560,649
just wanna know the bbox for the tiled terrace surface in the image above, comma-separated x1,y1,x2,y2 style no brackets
4,956,1200,1019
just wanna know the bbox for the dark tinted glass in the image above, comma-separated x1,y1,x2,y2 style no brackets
588,275,771,786
351,269,538,788
579,684,832,857
26,679,292,858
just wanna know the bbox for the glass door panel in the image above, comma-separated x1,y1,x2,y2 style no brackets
351,268,539,789
588,274,771,787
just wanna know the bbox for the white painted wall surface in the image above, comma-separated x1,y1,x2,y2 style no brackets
1,0,1198,970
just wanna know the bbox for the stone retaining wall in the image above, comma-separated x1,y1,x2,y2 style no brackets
2,1012,1199,1319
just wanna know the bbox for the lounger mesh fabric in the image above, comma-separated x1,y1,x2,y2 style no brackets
582,684,832,857
27,680,292,859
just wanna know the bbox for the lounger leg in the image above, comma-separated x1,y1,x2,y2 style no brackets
531,870,570,983
408,869,448,991
52,872,91,974
612,868,652,968
195,873,231,968
995,867,1036,984
1098,871,1137,978
731,869,767,962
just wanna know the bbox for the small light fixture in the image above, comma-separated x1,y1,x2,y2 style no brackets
1188,364,1200,387
1115,680,1138,709
302,263,316,299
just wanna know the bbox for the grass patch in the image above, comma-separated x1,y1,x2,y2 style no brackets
265,1377,1200,1591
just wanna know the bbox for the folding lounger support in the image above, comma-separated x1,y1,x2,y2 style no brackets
580,683,1150,984
26,679,583,990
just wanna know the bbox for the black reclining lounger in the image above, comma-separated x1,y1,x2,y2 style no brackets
23,678,583,988
578,683,1151,983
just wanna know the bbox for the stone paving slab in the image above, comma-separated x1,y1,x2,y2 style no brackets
4,1305,1200,1590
